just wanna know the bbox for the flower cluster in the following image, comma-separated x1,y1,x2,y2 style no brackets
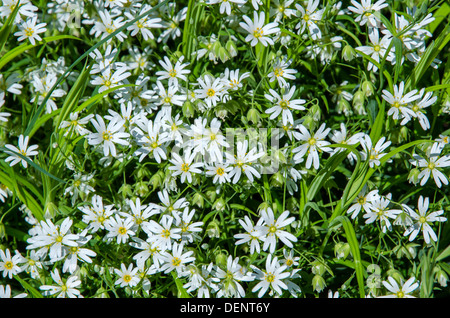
0,0,449,299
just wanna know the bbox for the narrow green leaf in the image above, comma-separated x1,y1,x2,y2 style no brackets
15,276,43,298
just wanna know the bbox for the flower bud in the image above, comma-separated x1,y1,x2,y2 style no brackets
352,90,365,108
215,252,228,268
95,287,110,298
225,39,238,58
149,170,164,190
334,242,351,260
312,274,327,293
247,108,261,124
218,47,231,63
0,223,5,240
311,260,326,276
213,197,226,211
182,100,195,118
433,266,449,287
408,168,421,185
342,44,356,61
337,98,353,117
134,181,148,197
270,171,285,187
119,183,133,199
191,192,204,209
206,220,220,238
212,40,222,58
361,80,375,97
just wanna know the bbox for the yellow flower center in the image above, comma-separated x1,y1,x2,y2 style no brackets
4,261,13,270
265,273,275,283
419,216,427,224
428,162,435,170
374,45,381,52
118,227,127,235
308,138,316,146
181,163,190,172
24,27,34,37
207,88,215,97
280,100,289,109
396,290,405,298
253,28,264,38
216,167,225,176
168,69,177,77
123,274,132,283
172,257,181,267
274,67,284,77
161,229,171,238
102,131,112,141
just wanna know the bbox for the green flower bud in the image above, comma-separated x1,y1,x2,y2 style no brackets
119,183,133,199
311,260,326,276
215,252,228,268
337,98,353,116
258,201,271,212
191,192,205,209
225,39,238,58
205,187,217,204
134,181,148,197
405,243,419,259
385,268,404,285
149,170,164,190
136,166,151,180
408,168,421,185
206,220,220,238
270,171,285,187
182,100,195,118
342,44,356,61
247,108,261,124
361,80,375,97
44,201,58,218
334,242,351,260
312,274,327,293
212,40,222,58
218,47,231,63
352,90,365,108
95,287,110,298
215,106,228,120
213,197,226,211
0,223,6,240
433,266,449,287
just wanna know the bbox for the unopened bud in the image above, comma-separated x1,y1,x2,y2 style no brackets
182,101,195,118
408,168,421,185
134,181,148,197
361,80,375,97
206,219,220,238
312,274,327,293
218,47,231,63
342,44,356,61
247,108,261,124
225,39,238,58
334,242,351,260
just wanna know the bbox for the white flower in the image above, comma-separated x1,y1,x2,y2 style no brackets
251,254,290,297
62,233,97,274
382,81,420,125
132,116,169,163
0,285,27,298
225,140,264,184
90,65,131,93
402,196,447,244
221,68,249,91
90,10,127,42
26,217,79,261
14,16,46,45
39,269,82,298
59,112,94,136
160,242,196,275
234,215,265,254
360,135,391,168
78,194,115,233
131,238,165,270
330,123,365,164
205,162,233,184
207,0,246,15
178,207,203,244
30,73,66,114
348,0,388,27
239,11,280,47
256,208,297,254
125,5,163,41
355,27,394,72
156,55,190,88
410,142,450,188
408,88,437,131
145,215,181,250
295,0,324,40
194,75,225,109
268,57,297,88
215,256,254,298
363,194,402,233
347,185,380,219
114,263,140,288
0,249,23,279
265,85,306,125
4,134,39,168
168,148,203,184
379,276,419,298
104,214,136,244
87,114,130,157
292,123,332,170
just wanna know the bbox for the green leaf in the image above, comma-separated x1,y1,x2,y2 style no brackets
171,271,190,298
0,2,21,53
15,276,43,298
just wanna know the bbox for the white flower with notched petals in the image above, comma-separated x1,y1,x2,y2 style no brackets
268,57,297,88
378,276,419,298
360,135,391,168
410,142,450,188
0,249,23,279
87,114,130,158
256,208,297,254
14,16,46,45
40,269,82,298
104,214,136,244
114,263,140,288
225,140,265,184
382,81,420,125
251,254,290,297
402,196,447,244
348,0,388,28
292,123,332,170
295,0,324,40
363,193,402,233
4,134,39,168
239,11,280,47
265,85,306,125
168,148,203,184
156,55,190,88
194,74,225,109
